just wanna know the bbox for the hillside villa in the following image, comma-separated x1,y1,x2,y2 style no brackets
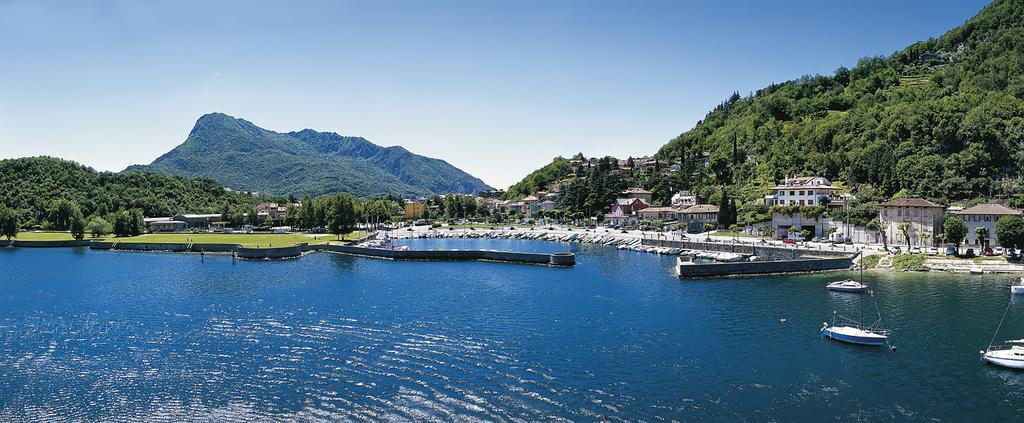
256,203,289,224
604,197,649,227
879,198,945,247
678,204,720,233
767,176,848,239
955,203,1022,248
671,191,698,208
621,187,653,204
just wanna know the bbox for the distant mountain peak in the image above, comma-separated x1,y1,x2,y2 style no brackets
128,114,492,197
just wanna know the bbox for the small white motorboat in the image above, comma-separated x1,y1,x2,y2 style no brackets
982,340,1024,369
1012,278,1024,295
827,279,868,293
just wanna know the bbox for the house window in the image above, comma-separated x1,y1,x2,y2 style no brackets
799,200,805,206
924,210,930,218
962,216,967,222
790,191,795,196
897,210,902,217
985,215,990,222
914,209,919,218
799,190,805,196
808,200,814,205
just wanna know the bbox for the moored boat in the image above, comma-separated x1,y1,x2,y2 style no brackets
827,279,868,293
821,323,889,346
1012,278,1024,295
982,341,1024,369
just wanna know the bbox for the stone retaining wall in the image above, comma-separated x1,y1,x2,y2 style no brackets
676,256,855,278
12,240,92,248
235,245,303,259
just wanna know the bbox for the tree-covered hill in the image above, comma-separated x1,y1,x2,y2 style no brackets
126,113,492,198
0,156,260,227
656,0,1024,206
508,0,1024,223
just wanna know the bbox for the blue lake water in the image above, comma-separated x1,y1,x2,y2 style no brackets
3,240,1024,421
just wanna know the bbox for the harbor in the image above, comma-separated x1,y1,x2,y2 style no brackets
5,239,1024,421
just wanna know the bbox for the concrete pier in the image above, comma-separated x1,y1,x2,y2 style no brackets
321,245,575,266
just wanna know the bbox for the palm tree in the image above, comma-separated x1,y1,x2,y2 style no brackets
898,222,912,246
867,217,886,249
920,230,932,248
976,227,989,248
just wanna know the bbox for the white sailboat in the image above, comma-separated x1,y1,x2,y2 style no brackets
982,298,1024,369
982,340,1024,369
822,264,892,349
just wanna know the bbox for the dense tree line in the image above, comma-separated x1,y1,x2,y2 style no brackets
290,194,401,237
0,156,262,228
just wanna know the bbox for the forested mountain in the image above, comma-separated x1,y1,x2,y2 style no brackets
510,0,1024,223
0,156,260,227
126,113,492,198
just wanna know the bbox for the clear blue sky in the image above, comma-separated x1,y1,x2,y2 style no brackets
0,0,990,189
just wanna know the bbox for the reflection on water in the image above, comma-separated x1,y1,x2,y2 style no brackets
1,243,1024,420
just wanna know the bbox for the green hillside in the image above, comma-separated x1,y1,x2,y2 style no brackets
126,113,492,198
508,0,1024,223
656,0,1024,205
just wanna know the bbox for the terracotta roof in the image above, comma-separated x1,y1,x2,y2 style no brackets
679,204,720,214
957,203,1022,216
522,195,539,202
879,198,944,208
638,207,677,213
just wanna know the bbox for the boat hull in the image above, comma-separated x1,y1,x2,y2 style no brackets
1012,286,1024,295
822,326,887,346
828,286,866,293
983,352,1024,369
826,280,867,293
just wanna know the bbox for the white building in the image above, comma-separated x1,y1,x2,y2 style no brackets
764,176,844,207
956,203,1022,247
671,191,698,208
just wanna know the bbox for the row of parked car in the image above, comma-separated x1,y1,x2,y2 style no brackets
888,245,1018,258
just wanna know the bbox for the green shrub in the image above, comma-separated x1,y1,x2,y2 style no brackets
892,254,927,272
861,254,882,268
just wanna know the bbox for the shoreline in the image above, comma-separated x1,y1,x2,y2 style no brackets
5,229,1022,275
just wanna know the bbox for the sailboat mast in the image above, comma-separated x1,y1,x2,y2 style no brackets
860,290,866,330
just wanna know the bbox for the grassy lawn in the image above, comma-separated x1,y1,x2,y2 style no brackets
109,232,367,248
11,231,76,241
